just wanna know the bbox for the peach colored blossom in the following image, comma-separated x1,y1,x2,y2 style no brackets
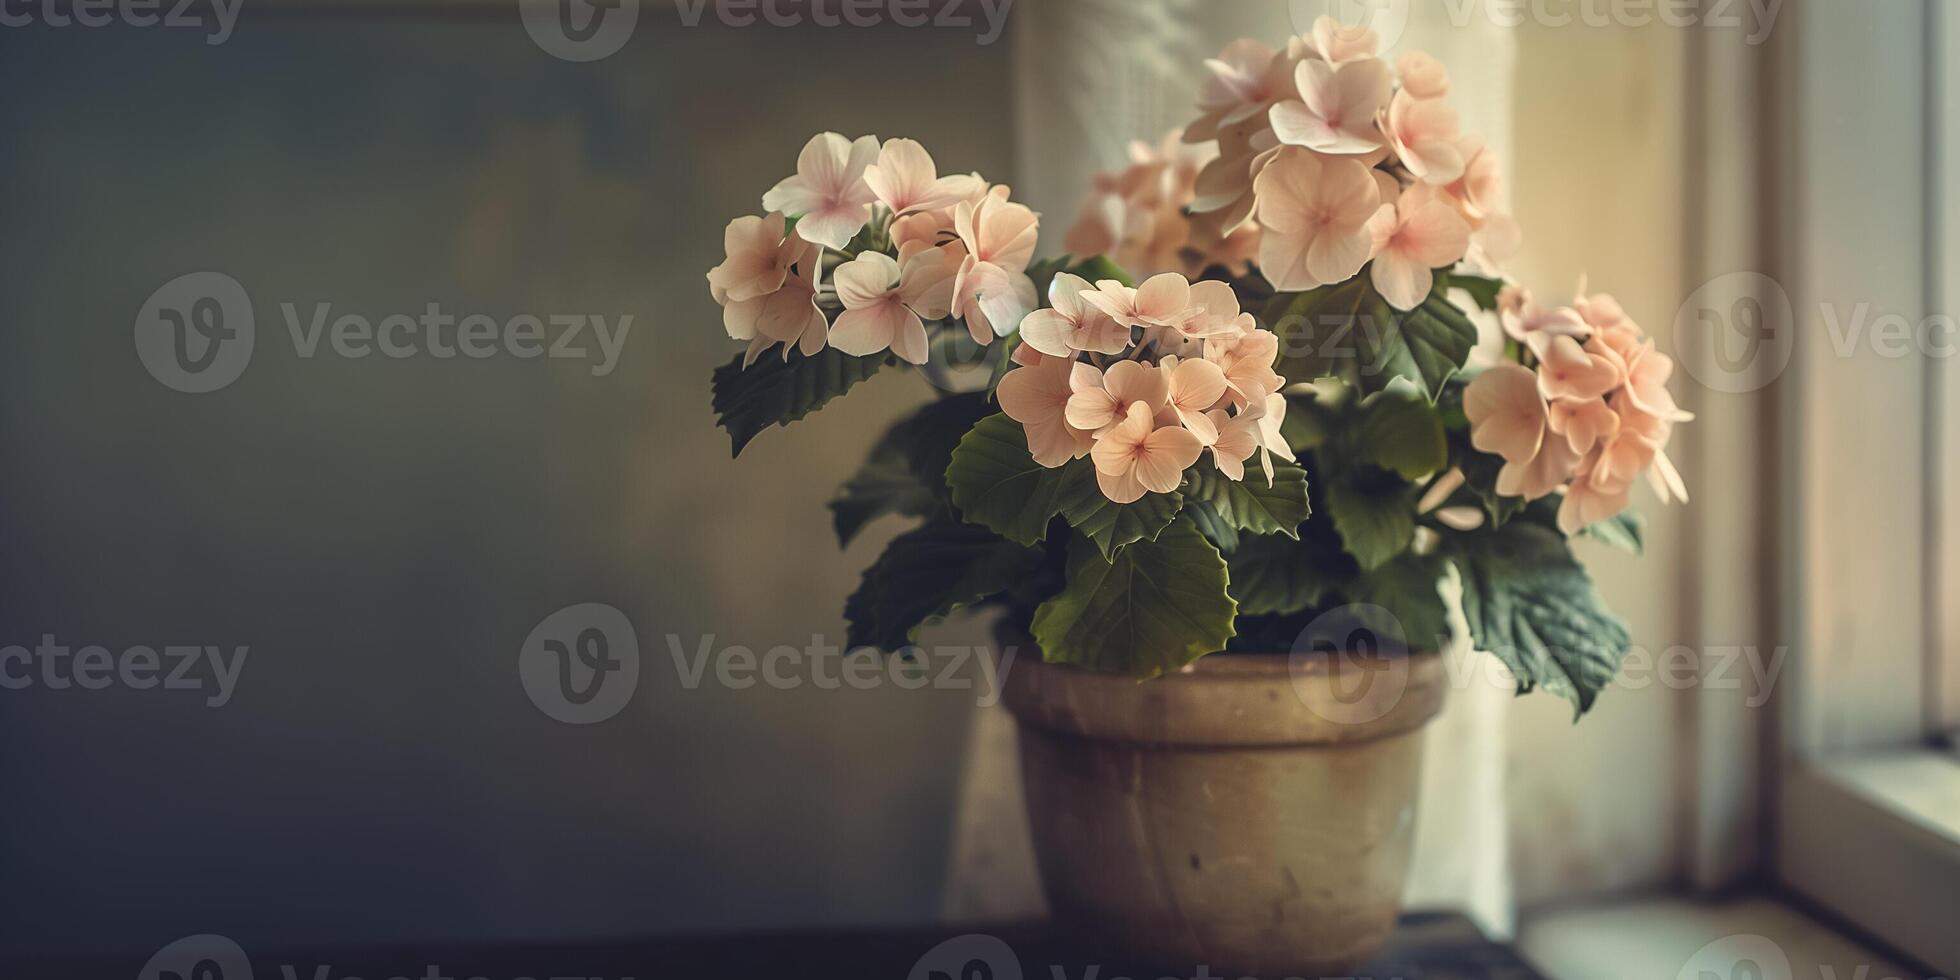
761,132,879,251
1496,434,1579,501
1205,328,1284,407
1398,51,1450,99
1062,192,1124,261
862,138,984,217
1206,407,1260,481
707,212,800,305
1596,389,1691,508
1060,133,1222,279
1558,461,1632,534
890,207,958,257
1189,116,1282,233
998,351,1093,468
1299,15,1379,65
951,193,1040,344
1251,391,1298,485
828,250,953,365
1445,136,1503,225
1178,279,1257,339
1370,183,1471,310
1619,339,1696,423
1499,285,1589,351
1574,284,1634,334
1091,402,1203,504
1065,359,1169,434
1159,355,1230,443
1380,91,1466,185
728,239,827,366
1467,214,1522,275
1547,396,1621,456
1269,57,1391,155
1591,393,1666,490
1537,334,1626,402
1464,363,1545,465
1080,273,1200,332
1185,39,1294,142
1253,149,1385,291
1017,273,1132,357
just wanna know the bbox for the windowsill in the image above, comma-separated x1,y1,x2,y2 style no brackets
1781,749,1960,970
1813,749,1960,843
1516,894,1926,980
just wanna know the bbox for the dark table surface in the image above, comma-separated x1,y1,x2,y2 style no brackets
10,912,1547,980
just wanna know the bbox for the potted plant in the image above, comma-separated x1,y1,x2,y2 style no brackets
705,17,1690,974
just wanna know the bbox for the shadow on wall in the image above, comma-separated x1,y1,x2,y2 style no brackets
0,14,1014,958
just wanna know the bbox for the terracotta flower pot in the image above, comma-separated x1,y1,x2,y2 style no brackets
999,650,1447,976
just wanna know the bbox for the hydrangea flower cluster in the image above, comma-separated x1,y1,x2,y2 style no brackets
708,133,1038,366
1465,282,1692,534
1056,19,1518,293
995,272,1293,503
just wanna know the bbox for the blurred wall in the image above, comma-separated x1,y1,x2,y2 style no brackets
0,13,1014,958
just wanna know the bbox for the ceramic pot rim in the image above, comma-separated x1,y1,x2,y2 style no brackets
999,650,1448,748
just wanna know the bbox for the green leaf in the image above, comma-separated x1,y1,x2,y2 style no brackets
1455,444,1525,527
1382,288,1478,398
829,393,992,546
1185,501,1242,555
1324,478,1419,572
1446,270,1506,312
1031,520,1237,677
845,520,1044,651
831,449,941,548
1179,461,1311,539
1579,509,1645,555
1266,275,1476,398
1226,532,1349,616
1025,255,1072,297
1448,520,1633,716
712,347,891,456
1353,377,1448,480
1266,277,1377,385
1064,254,1136,288
944,414,1077,545
1057,465,1186,560
1341,552,1452,653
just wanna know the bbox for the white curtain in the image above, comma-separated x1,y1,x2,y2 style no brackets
940,0,1518,940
